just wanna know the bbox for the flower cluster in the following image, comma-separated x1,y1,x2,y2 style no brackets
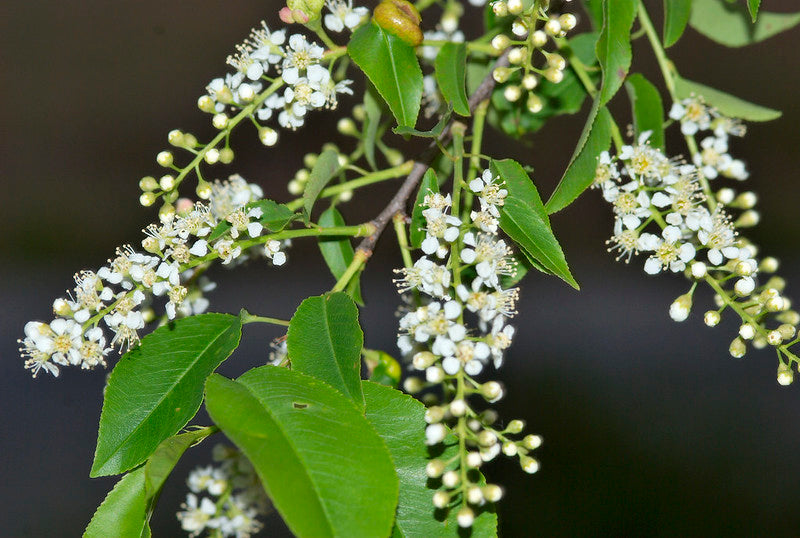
177,444,271,537
322,0,369,33
19,176,289,378
488,2,576,112
595,121,800,384
199,23,353,133
395,169,540,527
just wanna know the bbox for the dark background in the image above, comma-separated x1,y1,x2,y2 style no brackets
3,1,800,536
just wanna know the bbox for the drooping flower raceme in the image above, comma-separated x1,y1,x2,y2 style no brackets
394,169,540,528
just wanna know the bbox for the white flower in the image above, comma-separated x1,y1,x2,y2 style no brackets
282,35,326,85
246,21,286,66
693,136,732,180
264,240,287,266
640,226,696,274
669,97,712,135
324,0,368,32
177,494,218,535
469,169,508,211
215,240,242,265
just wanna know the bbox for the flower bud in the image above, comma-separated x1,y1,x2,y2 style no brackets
139,176,158,192
197,95,216,113
735,209,760,228
544,67,564,84
716,187,735,205
767,330,783,346
212,113,229,130
491,34,511,52
778,323,796,341
466,451,483,468
704,310,721,327
167,129,184,146
158,203,175,222
502,441,518,456
492,67,513,84
738,323,755,340
432,490,450,509
426,459,445,478
259,127,279,146
337,117,358,136
457,507,474,528
507,419,525,433
511,19,528,37
156,151,174,168
778,363,794,386
425,423,446,445
219,147,234,164
425,405,444,424
777,311,800,325
526,93,544,113
523,434,542,450
196,181,212,200
449,399,467,417
546,53,566,70
559,13,577,31
481,381,504,402
237,83,255,102
482,484,504,502
520,456,540,474
531,30,548,47
544,17,561,36
373,0,423,47
507,0,523,15
507,47,526,65
478,429,498,447
426,365,445,383
159,174,176,191
735,191,757,209
403,377,423,394
669,293,692,322
760,257,779,273
729,337,747,358
522,73,538,90
503,85,522,102
442,470,460,488
204,148,220,165
492,1,508,17
467,486,484,505
734,277,755,296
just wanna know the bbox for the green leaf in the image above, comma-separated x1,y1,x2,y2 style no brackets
144,427,214,503
583,0,605,30
690,0,800,47
434,42,470,116
568,31,600,65
393,109,451,138
363,349,401,388
674,76,781,121
410,168,439,249
287,293,365,409
303,148,341,221
748,0,761,22
91,313,242,477
248,199,298,231
492,159,579,289
84,467,148,538
363,84,383,170
663,0,692,47
349,21,423,128
205,368,398,538
625,73,665,150
596,0,637,106
363,382,498,537
318,207,363,304
545,103,613,214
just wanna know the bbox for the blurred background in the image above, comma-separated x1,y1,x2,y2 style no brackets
3,0,800,535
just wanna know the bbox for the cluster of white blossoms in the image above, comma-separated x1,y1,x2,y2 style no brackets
669,96,748,181
596,114,800,384
322,0,368,33
198,21,353,133
177,444,271,537
395,169,540,528
19,176,289,378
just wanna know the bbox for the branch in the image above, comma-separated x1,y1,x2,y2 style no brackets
355,51,510,257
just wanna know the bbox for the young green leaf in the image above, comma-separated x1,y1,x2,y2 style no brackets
410,168,439,248
318,207,363,304
349,21,423,128
248,199,298,232
674,76,781,121
205,368,399,538
545,104,613,214
663,0,692,47
144,427,215,502
362,382,498,537
690,0,800,47
434,42,470,116
625,73,665,150
595,0,637,106
303,148,341,221
84,467,148,538
748,0,761,22
393,109,451,138
492,159,579,289
568,32,600,66
91,314,241,477
583,0,605,30
363,350,401,388
287,293,365,409
363,84,383,170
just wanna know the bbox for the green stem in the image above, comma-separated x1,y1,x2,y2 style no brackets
332,249,370,292
239,310,291,326
393,213,414,270
450,123,467,289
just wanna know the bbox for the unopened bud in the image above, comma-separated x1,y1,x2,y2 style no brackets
522,73,538,90
669,293,692,322
466,486,484,505
337,117,358,136
523,434,542,450
527,93,543,113
502,441,518,456
544,17,561,36
212,113,229,130
767,330,783,346
196,182,212,200
716,187,736,205
735,209,760,228
403,376,423,393
544,67,564,84
482,484,504,502
778,363,794,386
425,423,446,445
167,129,184,146
491,34,511,52
442,470,460,488
735,191,757,209
778,324,796,341
159,175,176,191
511,19,528,37
450,399,467,417
704,310,721,327
237,83,255,102
478,430,498,447
507,419,525,434
531,30,548,47
156,151,174,167
139,176,158,191
492,1,508,17
734,277,755,296
691,261,707,279
466,451,483,468
559,13,577,31
481,381,504,402
508,47,526,65
218,147,234,164
492,67,513,83
259,127,278,146
504,85,522,102
729,337,747,358
507,0,523,15
521,456,540,474
197,95,216,113
760,257,779,273
426,459,445,478
432,490,450,509
204,148,220,165
457,507,474,528
425,406,445,424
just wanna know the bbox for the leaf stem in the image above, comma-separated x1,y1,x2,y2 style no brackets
239,310,290,326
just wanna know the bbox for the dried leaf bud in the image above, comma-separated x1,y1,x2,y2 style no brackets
374,0,423,47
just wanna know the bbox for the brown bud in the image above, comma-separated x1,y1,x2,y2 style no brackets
373,0,423,47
